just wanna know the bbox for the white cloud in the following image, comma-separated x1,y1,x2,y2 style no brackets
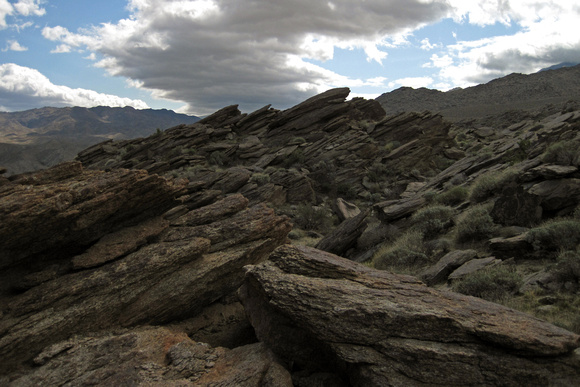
0,63,150,111
50,44,72,54
423,54,453,68
420,38,439,51
41,0,451,115
2,39,27,51
0,0,44,30
431,1,580,88
388,76,434,89
12,0,45,17
0,0,14,29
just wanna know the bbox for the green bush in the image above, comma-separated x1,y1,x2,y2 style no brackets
372,230,429,271
455,204,498,243
294,204,333,233
435,186,469,206
384,141,401,153
367,162,389,183
208,150,228,166
550,250,580,283
336,182,358,199
542,141,580,166
452,265,522,302
469,167,519,203
249,172,270,186
281,149,305,168
525,219,580,253
411,205,455,239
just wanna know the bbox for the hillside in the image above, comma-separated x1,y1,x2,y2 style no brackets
0,106,199,175
376,63,580,121
2,83,580,385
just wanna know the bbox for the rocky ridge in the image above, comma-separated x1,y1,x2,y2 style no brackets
2,81,580,385
376,64,580,121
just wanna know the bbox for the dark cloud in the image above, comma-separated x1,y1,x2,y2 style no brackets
42,0,451,115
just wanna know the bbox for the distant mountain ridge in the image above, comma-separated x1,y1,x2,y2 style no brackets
0,106,199,174
376,64,580,121
0,105,199,144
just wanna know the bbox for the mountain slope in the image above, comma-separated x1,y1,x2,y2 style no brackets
0,106,199,174
376,64,580,121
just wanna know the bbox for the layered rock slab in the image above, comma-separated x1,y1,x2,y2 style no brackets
239,245,580,386
0,163,291,373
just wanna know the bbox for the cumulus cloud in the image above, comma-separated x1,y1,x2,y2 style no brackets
0,0,44,29
438,0,580,87
41,0,450,115
12,0,45,17
0,63,150,111
2,39,27,51
35,0,580,113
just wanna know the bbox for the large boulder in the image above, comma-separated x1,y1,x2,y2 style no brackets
239,245,580,386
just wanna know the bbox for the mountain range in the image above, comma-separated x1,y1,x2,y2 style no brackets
0,106,199,175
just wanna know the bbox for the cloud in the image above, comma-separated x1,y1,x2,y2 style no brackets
41,0,451,115
12,0,45,17
2,39,27,51
0,0,14,29
388,76,434,89
0,63,150,111
437,1,580,87
0,0,44,29
50,44,72,53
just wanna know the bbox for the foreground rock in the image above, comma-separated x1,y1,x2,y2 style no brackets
6,327,291,386
240,245,580,386
0,163,291,374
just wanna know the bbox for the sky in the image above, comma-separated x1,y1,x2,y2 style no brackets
0,0,579,116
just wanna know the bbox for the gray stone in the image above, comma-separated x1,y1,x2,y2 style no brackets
448,257,502,281
420,249,477,286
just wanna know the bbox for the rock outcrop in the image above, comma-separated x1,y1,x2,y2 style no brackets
0,162,291,374
4,84,580,384
240,245,580,386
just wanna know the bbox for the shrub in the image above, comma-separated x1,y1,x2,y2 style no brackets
469,167,519,203
411,205,455,239
384,141,401,153
452,265,522,302
372,230,429,271
293,204,333,233
435,186,469,206
542,141,580,166
208,150,228,166
525,219,580,253
550,250,580,283
367,162,389,183
455,204,498,243
281,149,305,168
336,182,358,199
249,172,270,186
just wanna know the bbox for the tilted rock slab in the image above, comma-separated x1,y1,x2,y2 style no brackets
0,162,291,373
239,245,580,386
